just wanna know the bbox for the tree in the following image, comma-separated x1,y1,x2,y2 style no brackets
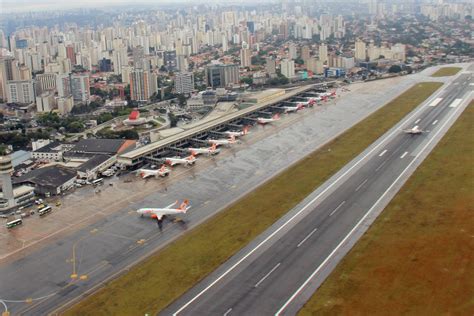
168,112,178,128
388,65,402,73
67,121,85,133
177,94,187,107
240,77,253,85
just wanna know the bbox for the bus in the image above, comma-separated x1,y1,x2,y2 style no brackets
91,178,104,186
38,206,52,217
6,218,23,229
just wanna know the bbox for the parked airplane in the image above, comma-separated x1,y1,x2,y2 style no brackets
137,200,191,229
208,135,237,147
403,125,426,135
282,103,304,113
319,91,337,98
137,165,170,178
224,126,250,138
295,99,316,107
165,153,197,166
257,113,281,124
188,143,221,155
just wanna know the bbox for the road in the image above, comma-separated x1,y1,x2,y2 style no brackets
0,64,467,315
164,70,473,315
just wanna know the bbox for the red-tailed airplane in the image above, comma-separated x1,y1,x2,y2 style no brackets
188,143,221,155
224,126,250,138
208,135,237,147
257,113,281,124
282,103,305,113
137,200,191,229
137,165,170,178
165,153,197,166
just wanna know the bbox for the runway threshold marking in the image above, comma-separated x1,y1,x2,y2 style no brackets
449,98,462,108
275,89,468,316
379,149,388,157
355,179,368,192
297,228,318,248
428,98,442,107
254,263,281,288
400,152,409,159
329,201,346,217
172,85,449,315
432,120,438,125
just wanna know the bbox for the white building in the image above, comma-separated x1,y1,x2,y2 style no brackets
6,80,35,104
70,74,90,102
280,59,295,78
240,41,251,68
57,95,74,115
175,72,194,95
355,39,367,61
36,92,56,112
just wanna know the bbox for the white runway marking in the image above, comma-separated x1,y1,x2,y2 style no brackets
254,263,281,288
223,308,232,316
297,228,318,248
379,149,387,157
375,160,387,172
428,98,442,107
355,179,368,192
414,119,421,124
449,98,462,108
432,120,438,125
470,83,474,86
400,152,409,159
329,201,346,217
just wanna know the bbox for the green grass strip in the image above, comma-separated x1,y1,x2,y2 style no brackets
431,67,462,77
65,82,443,316
299,101,473,316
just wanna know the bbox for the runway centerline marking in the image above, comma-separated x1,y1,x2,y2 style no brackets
414,119,421,124
254,263,281,288
400,151,409,159
172,83,450,315
449,98,462,108
297,228,318,248
223,308,232,316
432,120,438,125
379,149,387,157
355,179,368,192
329,201,346,217
275,87,471,316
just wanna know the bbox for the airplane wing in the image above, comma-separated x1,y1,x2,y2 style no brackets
166,201,178,209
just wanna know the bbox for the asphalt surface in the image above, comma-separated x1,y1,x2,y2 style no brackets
163,70,473,315
0,64,469,315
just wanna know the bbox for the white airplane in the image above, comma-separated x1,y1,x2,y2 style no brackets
207,135,237,147
137,200,191,229
137,165,170,178
282,103,305,113
188,143,221,155
319,91,337,98
403,125,426,135
224,126,250,138
257,113,281,124
165,153,197,166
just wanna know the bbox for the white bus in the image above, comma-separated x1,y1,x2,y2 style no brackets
38,206,52,217
6,218,23,229
91,178,104,186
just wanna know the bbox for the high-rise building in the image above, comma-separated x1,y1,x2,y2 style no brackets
6,80,36,104
206,64,239,88
319,43,328,64
129,68,157,101
0,56,19,100
265,57,277,76
0,155,15,211
289,43,298,60
133,46,145,69
240,41,251,68
70,74,90,102
177,55,188,72
56,74,71,98
57,95,74,115
164,50,177,71
175,72,194,95
36,92,56,112
301,45,311,62
66,45,76,65
355,39,367,61
280,59,295,78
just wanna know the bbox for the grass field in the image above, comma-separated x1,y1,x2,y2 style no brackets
431,67,462,77
299,101,474,316
65,82,443,316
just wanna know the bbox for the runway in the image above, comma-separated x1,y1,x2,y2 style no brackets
0,65,468,315
163,71,473,315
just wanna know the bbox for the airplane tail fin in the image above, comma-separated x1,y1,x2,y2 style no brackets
243,126,249,135
211,143,217,151
179,199,190,212
273,113,280,120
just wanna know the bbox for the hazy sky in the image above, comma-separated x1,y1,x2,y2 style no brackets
1,0,223,13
